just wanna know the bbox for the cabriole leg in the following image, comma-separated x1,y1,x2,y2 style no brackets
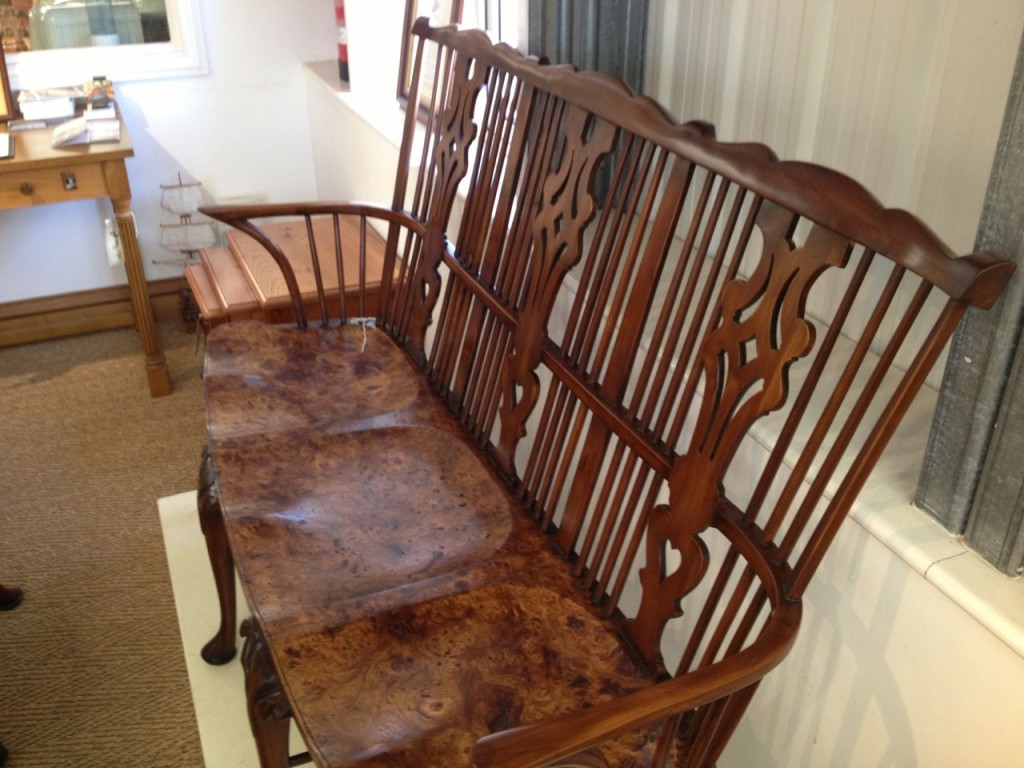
198,446,237,664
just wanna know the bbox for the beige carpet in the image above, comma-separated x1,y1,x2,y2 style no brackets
1,323,208,767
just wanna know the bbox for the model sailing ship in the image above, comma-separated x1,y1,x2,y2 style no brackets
158,173,218,329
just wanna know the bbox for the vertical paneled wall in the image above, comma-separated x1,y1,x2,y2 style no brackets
645,0,1024,391
645,0,1024,256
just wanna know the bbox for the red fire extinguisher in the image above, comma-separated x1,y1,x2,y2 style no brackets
335,0,349,82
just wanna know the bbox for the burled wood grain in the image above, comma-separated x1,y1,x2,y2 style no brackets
277,584,662,768
214,424,522,638
204,323,431,440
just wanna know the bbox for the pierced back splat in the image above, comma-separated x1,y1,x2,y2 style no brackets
628,204,851,667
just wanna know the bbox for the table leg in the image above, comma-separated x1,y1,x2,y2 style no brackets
102,159,172,397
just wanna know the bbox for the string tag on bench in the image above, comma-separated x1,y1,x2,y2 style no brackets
346,317,375,352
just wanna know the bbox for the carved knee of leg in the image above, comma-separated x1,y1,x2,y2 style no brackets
242,621,292,725
197,447,223,536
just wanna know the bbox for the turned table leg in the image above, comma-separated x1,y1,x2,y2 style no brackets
102,158,172,397
198,447,238,664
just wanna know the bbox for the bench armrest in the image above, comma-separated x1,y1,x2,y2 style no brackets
470,603,800,768
197,201,427,327
199,200,426,237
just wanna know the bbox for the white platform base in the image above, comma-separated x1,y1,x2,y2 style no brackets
158,490,305,768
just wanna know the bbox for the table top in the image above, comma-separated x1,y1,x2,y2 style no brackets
2,116,133,173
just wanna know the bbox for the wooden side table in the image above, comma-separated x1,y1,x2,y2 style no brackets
0,118,172,396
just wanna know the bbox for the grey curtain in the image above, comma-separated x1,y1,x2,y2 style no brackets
528,0,649,94
527,0,650,203
916,31,1024,577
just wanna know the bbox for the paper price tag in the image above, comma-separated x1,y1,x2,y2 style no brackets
105,218,124,266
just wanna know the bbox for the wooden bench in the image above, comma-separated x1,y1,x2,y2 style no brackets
194,20,1014,768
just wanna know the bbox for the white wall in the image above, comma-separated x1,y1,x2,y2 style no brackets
0,0,337,303
305,0,410,204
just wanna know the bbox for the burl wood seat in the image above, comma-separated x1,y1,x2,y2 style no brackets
196,20,1014,768
204,323,428,440
196,207,444,664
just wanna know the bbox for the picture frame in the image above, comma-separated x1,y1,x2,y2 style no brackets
397,0,464,113
0,50,13,122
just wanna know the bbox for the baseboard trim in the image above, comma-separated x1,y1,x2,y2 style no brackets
0,278,186,347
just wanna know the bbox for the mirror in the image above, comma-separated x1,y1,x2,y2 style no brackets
2,0,206,89
2,1,170,52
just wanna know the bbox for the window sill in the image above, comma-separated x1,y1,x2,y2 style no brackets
847,384,1024,658
303,61,410,150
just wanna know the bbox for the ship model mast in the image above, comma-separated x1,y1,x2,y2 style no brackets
157,173,218,329
158,173,217,263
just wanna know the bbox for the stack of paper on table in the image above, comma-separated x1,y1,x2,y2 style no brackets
17,88,79,121
51,116,121,147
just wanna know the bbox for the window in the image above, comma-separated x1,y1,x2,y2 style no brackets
462,0,525,48
4,0,207,89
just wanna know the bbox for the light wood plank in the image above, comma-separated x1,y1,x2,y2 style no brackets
201,246,261,314
227,218,386,310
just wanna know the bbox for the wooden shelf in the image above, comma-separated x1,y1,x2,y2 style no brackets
188,218,387,330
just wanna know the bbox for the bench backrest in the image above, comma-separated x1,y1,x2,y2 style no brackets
371,20,1014,760
211,19,1013,765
